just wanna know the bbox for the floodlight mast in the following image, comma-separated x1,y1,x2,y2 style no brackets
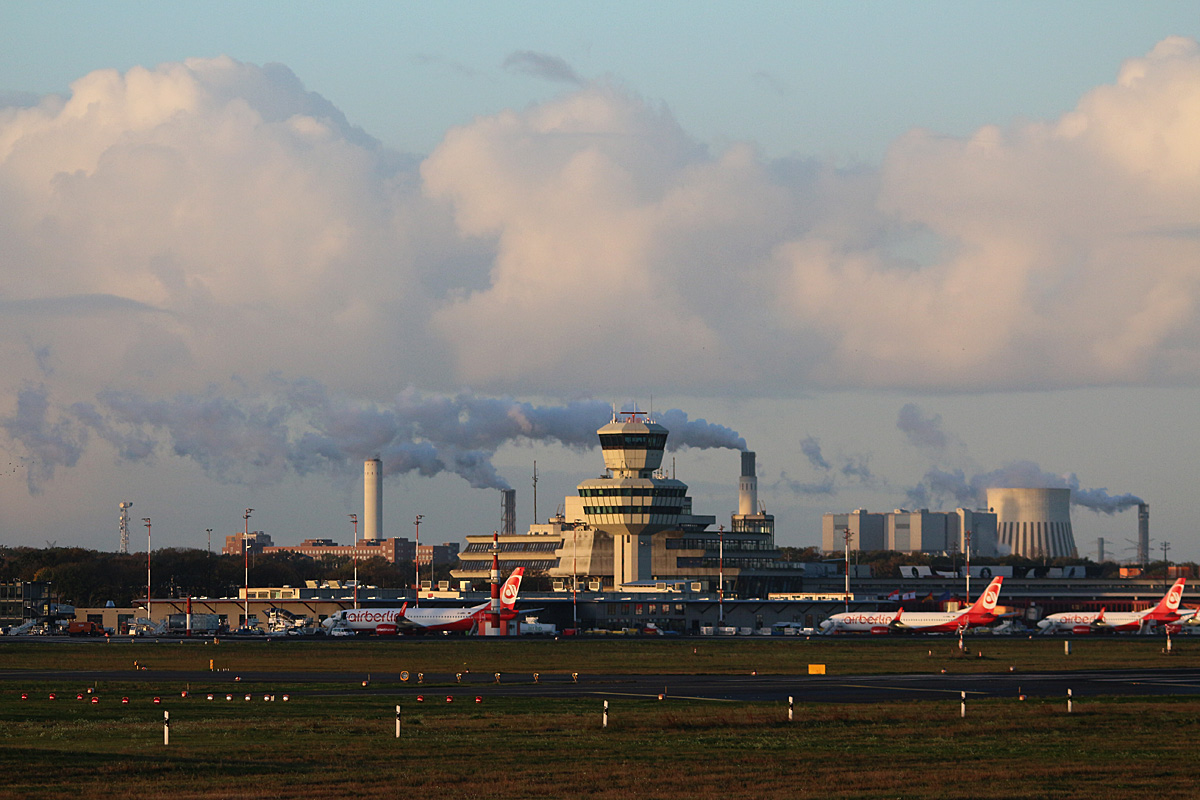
243,509,253,627
414,514,424,605
349,514,359,609
143,518,152,623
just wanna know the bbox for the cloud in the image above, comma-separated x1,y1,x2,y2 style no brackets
502,51,583,85
1,40,1199,487
896,403,949,450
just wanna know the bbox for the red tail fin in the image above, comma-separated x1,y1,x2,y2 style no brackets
500,567,524,610
969,576,1004,614
1149,578,1186,619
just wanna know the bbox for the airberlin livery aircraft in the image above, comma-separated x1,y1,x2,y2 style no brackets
323,568,524,635
819,576,1005,634
1037,578,1188,634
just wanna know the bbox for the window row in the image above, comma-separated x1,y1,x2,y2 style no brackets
579,486,687,498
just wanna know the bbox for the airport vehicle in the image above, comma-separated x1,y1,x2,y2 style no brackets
323,568,525,635
819,576,1005,634
65,620,105,636
1037,578,1188,634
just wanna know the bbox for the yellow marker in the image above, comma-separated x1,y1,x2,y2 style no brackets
808,664,826,675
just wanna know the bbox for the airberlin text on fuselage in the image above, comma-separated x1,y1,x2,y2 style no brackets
841,614,896,626
344,610,402,624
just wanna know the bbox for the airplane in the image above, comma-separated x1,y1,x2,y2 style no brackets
323,568,525,635
819,576,1004,634
1037,578,1187,634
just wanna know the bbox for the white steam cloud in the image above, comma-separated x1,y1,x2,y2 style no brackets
899,407,1143,514
1,382,745,493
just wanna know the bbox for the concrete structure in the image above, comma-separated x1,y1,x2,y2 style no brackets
823,508,998,556
580,414,689,586
453,416,801,596
732,451,775,540
822,509,886,552
987,487,1077,559
364,457,383,540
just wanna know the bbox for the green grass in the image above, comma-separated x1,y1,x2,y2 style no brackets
0,635,1192,676
2,685,1200,799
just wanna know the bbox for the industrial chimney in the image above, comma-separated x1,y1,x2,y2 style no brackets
1138,503,1150,566
738,451,757,516
364,457,382,541
502,489,516,535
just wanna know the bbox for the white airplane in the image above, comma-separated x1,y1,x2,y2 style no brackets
1037,578,1187,634
323,568,525,635
820,576,1004,634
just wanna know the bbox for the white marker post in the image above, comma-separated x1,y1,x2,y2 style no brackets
163,711,170,745
603,700,608,729
1067,688,1073,714
960,691,966,718
395,704,401,738
788,695,794,722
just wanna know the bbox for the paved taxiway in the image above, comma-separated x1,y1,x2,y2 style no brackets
5,667,1200,704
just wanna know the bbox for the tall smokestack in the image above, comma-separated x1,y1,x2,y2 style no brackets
1138,503,1150,566
738,451,757,516
502,489,516,535
364,457,382,541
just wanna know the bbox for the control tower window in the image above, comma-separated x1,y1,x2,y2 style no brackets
599,433,667,450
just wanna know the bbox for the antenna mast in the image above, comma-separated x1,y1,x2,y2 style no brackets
119,501,132,554
532,461,539,525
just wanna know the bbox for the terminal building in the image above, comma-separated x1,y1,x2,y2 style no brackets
452,412,803,596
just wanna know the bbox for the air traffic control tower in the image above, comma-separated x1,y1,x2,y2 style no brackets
577,412,688,587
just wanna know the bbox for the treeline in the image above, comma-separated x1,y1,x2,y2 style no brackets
0,546,456,607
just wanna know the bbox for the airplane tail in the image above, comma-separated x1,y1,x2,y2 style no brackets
969,576,1004,615
1149,578,1186,618
500,567,525,610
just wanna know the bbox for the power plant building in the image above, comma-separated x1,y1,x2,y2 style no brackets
986,487,1077,559
822,508,998,556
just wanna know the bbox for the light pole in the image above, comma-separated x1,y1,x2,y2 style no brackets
414,514,424,605
718,525,725,625
206,528,212,556
143,518,152,623
843,527,852,613
349,514,359,609
965,529,972,600
572,526,579,631
243,508,253,628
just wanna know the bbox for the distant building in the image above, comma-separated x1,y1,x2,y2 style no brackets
823,508,998,556
222,531,415,564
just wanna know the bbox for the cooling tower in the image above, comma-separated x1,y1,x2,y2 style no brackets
986,487,1076,558
738,451,757,516
363,457,382,541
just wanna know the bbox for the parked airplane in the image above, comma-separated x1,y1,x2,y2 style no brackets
1037,578,1187,634
819,576,1005,634
323,568,525,635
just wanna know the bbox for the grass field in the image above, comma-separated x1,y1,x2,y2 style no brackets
2,638,1197,799
3,686,1200,799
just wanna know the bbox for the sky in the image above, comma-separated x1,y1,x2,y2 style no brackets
1,3,1199,562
